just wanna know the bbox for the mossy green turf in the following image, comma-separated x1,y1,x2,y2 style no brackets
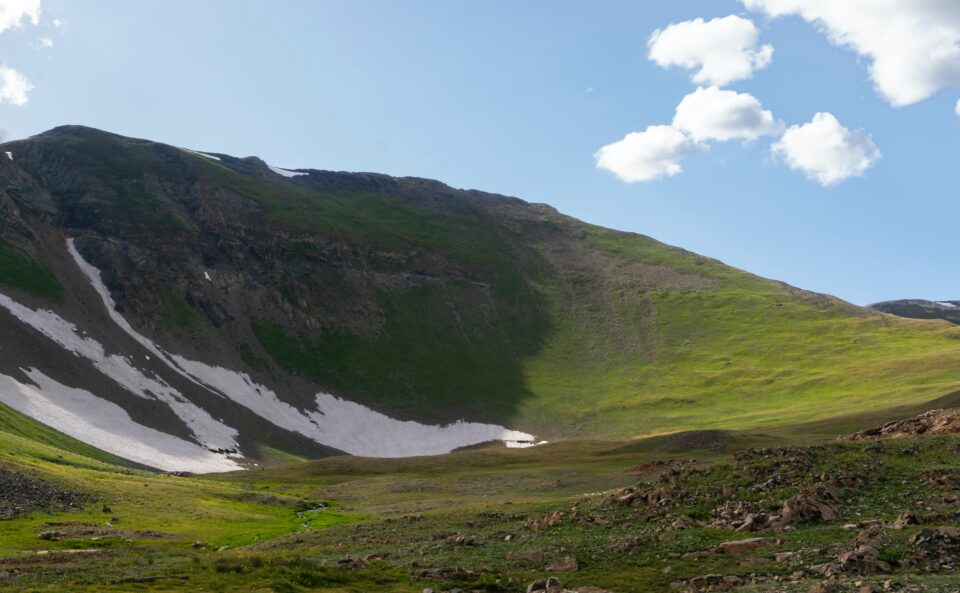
0,239,63,301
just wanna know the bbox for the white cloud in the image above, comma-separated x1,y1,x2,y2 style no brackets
596,87,784,183
0,0,41,34
0,63,32,105
51,17,63,28
648,15,773,86
772,112,881,186
595,125,701,182
673,86,783,142
955,99,960,117
34,35,51,49
741,0,960,107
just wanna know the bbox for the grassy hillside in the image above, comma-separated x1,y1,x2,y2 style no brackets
521,226,960,436
3,126,960,443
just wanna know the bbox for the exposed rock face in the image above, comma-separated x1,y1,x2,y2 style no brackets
870,299,960,325
849,409,960,441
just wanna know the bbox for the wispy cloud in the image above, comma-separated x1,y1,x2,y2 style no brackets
0,63,33,106
0,0,43,106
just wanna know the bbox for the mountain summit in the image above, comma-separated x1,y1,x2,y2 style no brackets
0,126,958,471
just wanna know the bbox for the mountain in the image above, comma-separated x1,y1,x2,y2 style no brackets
1,125,959,471
870,299,960,325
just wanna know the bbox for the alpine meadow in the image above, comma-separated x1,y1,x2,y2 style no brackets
1,2,959,592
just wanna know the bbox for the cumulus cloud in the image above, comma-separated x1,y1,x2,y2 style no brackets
0,0,40,34
772,112,881,186
648,15,773,86
594,125,701,182
673,86,783,142
33,35,51,49
956,99,960,117
596,87,786,183
0,63,32,106
740,0,960,107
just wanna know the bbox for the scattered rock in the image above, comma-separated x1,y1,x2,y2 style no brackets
0,470,91,520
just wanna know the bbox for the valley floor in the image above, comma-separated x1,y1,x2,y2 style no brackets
2,401,960,593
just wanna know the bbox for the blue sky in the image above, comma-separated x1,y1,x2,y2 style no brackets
0,0,958,305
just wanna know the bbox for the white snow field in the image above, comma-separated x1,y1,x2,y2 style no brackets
65,239,539,459
268,165,308,178
0,368,241,472
0,291,241,456
179,147,221,161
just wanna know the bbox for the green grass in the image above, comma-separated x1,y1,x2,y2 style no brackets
0,239,64,301
511,225,960,438
157,291,201,330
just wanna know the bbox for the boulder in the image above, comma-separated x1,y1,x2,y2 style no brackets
717,537,774,555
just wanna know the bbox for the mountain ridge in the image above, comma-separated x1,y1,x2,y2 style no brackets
869,299,960,325
1,125,959,470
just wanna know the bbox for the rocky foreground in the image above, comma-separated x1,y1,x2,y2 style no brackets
219,421,960,593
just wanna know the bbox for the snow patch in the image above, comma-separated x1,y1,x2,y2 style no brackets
4,151,12,161
506,440,549,449
935,302,957,308
180,148,221,161
305,392,537,457
204,271,212,282
0,369,241,473
0,291,240,455
165,342,539,457
269,165,307,178
68,239,540,457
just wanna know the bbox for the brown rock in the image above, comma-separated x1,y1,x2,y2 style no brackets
547,556,579,572
717,537,774,555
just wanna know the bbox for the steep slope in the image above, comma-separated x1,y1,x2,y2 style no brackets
870,299,960,325
0,125,959,470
